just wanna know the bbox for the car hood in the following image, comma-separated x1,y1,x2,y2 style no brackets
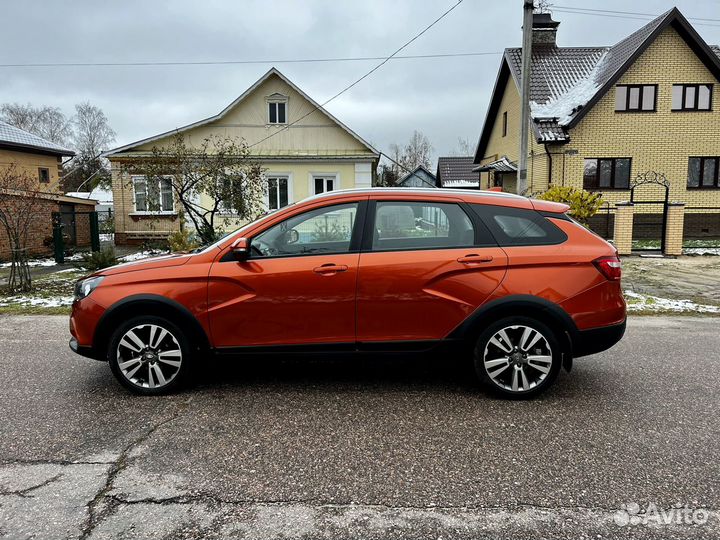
99,253,192,276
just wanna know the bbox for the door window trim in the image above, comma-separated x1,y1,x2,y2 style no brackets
360,199,496,253
224,200,368,262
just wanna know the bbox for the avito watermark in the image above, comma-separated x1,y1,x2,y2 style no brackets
614,502,709,527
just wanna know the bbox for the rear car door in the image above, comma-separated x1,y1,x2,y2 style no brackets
208,200,365,348
356,197,508,343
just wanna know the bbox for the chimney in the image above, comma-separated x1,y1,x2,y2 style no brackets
532,12,559,46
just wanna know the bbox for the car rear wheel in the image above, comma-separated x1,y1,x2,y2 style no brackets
108,316,191,395
474,316,561,399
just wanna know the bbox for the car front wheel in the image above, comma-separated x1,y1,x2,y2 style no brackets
107,316,191,395
474,316,561,399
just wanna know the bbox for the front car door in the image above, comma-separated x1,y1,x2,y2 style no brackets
208,199,366,348
356,197,508,342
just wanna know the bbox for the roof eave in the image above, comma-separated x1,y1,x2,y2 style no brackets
474,57,512,164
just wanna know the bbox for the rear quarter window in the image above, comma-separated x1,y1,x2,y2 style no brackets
470,204,568,246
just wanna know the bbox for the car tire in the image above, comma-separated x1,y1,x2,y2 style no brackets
474,316,561,399
107,315,192,395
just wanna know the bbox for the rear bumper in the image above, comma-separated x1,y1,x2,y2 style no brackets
572,319,626,358
69,337,102,360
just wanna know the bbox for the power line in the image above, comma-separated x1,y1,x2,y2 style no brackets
552,5,720,23
551,6,720,28
247,0,465,149
0,50,500,69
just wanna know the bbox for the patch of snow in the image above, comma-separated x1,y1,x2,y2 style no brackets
624,290,720,314
0,258,56,268
1,295,74,308
531,52,608,126
100,233,114,242
684,247,720,256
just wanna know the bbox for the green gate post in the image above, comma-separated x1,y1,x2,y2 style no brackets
89,212,100,252
52,214,65,264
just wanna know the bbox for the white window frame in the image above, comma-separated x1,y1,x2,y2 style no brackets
309,172,340,195
265,173,293,211
267,94,288,125
131,175,175,214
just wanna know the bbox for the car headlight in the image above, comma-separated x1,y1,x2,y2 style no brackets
74,276,105,301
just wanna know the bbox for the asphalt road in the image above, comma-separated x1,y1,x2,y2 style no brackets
0,315,718,539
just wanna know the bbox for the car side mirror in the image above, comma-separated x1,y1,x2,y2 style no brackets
231,237,249,261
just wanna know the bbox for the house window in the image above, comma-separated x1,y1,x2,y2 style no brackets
133,176,174,212
267,96,287,124
583,158,631,190
502,111,508,137
672,84,712,111
688,157,720,188
38,167,50,183
313,175,335,195
218,176,244,215
267,176,289,210
615,85,656,111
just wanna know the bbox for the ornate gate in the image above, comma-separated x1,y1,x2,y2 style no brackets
629,171,670,252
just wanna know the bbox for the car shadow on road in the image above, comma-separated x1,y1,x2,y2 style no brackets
183,351,608,401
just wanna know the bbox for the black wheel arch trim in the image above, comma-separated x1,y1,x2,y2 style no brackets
91,294,210,360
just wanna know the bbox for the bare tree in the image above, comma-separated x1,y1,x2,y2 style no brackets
0,103,72,146
120,133,266,244
0,164,45,292
451,137,473,156
402,130,434,170
63,102,117,191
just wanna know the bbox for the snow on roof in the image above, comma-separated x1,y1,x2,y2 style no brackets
0,120,75,156
530,51,608,126
65,186,113,204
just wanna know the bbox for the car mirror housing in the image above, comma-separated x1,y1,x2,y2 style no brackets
231,237,249,261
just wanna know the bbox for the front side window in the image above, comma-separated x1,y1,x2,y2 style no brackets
583,158,631,190
313,175,335,195
371,201,479,251
252,203,358,257
133,176,174,212
672,84,712,111
268,101,287,124
688,157,720,188
267,176,289,210
615,85,656,111
471,204,567,247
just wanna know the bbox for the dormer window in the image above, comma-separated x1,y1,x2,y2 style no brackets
267,93,288,124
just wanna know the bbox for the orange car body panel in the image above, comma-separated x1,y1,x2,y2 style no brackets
70,188,626,355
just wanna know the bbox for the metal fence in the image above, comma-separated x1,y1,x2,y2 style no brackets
51,210,101,263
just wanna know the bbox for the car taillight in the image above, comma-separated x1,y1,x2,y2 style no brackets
593,255,622,281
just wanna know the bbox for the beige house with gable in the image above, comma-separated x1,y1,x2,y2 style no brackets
105,68,379,244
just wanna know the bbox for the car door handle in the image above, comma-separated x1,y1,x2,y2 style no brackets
457,254,494,264
313,264,348,275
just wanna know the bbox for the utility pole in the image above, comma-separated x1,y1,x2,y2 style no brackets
517,0,534,195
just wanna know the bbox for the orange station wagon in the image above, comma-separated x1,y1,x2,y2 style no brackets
69,188,626,398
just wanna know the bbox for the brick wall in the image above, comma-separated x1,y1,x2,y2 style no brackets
110,162,180,245
0,148,64,193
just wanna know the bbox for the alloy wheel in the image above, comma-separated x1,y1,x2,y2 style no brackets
483,325,553,393
116,324,182,389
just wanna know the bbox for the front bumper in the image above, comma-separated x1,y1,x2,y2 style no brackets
572,318,626,358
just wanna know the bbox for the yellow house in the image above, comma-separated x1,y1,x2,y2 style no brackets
105,68,379,244
474,8,720,239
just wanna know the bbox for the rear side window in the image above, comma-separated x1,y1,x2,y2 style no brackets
470,204,567,246
370,201,490,251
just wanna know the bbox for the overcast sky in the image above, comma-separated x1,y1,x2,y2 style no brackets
1,0,718,164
